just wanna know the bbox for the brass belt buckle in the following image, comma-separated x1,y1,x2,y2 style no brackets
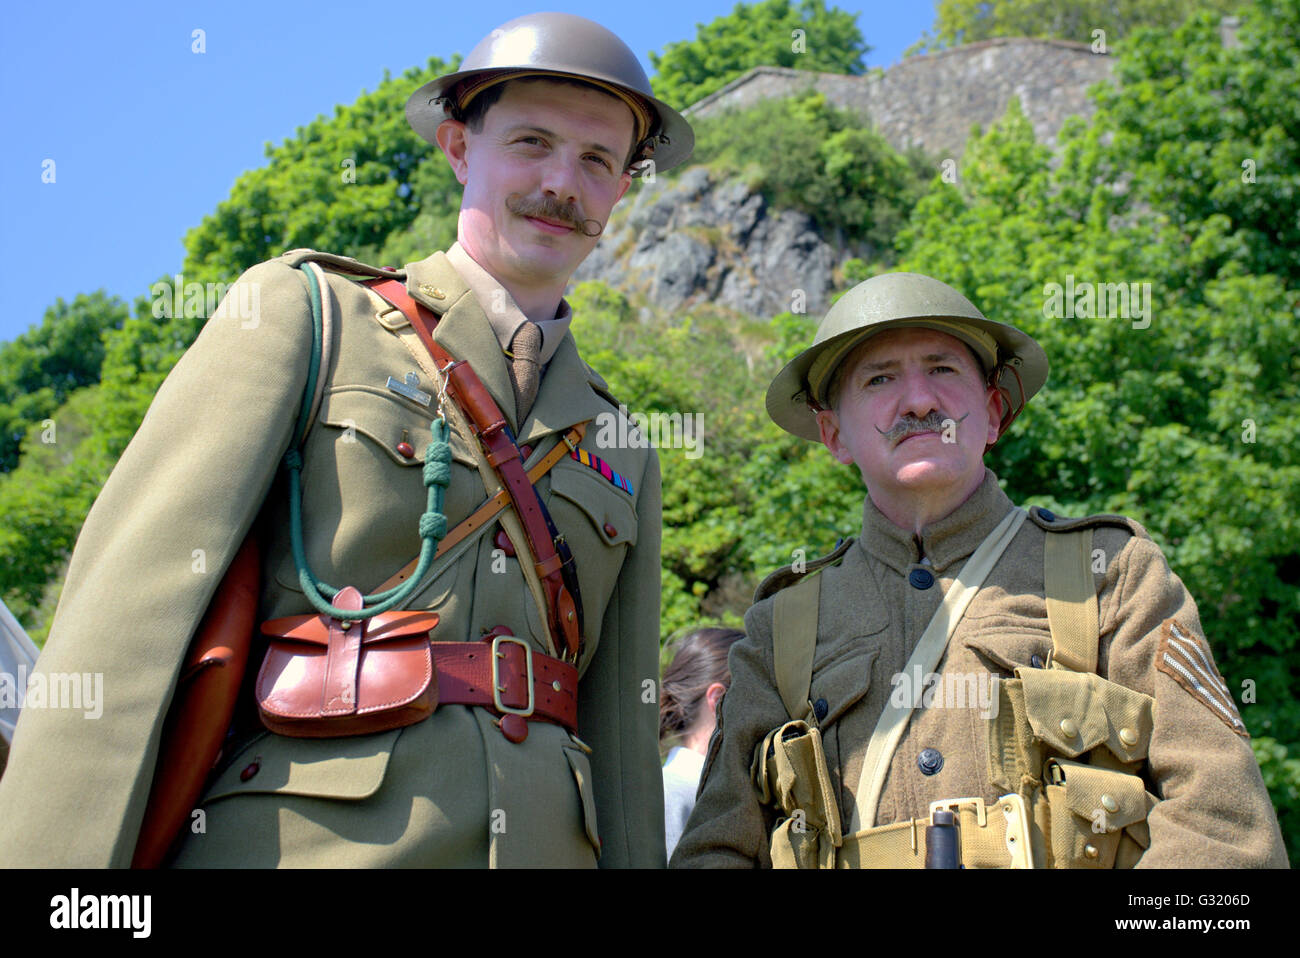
491,635,536,718
928,796,987,827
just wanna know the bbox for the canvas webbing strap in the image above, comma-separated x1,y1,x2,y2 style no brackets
849,507,1029,834
1044,529,1098,673
772,573,822,722
372,423,587,594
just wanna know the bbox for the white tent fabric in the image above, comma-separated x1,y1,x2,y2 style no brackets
1,599,40,748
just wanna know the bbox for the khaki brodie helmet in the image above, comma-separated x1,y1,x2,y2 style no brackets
766,272,1049,443
406,12,695,175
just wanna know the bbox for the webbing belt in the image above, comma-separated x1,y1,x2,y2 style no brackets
837,795,1032,869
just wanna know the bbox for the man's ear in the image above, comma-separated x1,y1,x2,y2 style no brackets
984,383,1006,446
435,119,470,186
816,409,854,465
613,170,632,205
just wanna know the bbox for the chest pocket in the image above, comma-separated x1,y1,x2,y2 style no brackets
544,458,639,637
271,385,480,599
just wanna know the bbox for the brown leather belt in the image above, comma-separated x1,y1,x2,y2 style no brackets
432,633,578,743
365,277,583,662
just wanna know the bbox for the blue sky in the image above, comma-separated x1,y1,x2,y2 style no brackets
0,1,936,346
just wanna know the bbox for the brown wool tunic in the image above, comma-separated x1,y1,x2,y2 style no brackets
672,470,1287,868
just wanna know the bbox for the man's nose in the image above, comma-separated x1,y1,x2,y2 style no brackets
540,152,581,207
899,367,941,419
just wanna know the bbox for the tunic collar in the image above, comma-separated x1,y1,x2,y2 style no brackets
445,242,573,366
856,468,1016,575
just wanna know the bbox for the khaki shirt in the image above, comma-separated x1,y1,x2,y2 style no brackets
673,470,1287,867
0,249,665,868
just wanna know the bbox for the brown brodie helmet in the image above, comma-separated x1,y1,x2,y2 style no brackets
405,12,695,175
766,272,1050,446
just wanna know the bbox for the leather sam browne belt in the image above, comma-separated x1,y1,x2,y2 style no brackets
434,628,578,743
364,277,584,663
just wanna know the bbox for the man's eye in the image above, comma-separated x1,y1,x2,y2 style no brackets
867,374,889,387
586,154,613,170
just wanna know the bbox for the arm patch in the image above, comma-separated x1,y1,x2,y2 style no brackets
1155,619,1248,738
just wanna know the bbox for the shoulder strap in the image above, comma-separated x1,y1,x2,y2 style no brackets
1044,528,1099,673
850,506,1029,833
772,572,822,723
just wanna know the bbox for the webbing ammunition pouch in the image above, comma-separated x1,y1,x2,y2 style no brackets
990,665,1158,868
752,719,842,868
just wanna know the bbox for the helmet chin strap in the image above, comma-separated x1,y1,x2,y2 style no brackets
986,361,1026,449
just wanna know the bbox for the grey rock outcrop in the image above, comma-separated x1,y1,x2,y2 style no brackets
573,167,836,319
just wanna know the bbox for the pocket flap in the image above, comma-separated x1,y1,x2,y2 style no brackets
809,647,879,728
201,728,402,803
963,632,1053,674
550,461,638,547
319,385,476,466
1049,758,1157,831
1018,667,1155,761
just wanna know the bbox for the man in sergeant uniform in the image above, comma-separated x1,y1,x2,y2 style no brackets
672,272,1288,868
0,13,693,868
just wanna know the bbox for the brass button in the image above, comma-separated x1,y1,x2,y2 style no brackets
1059,718,1078,738
1119,727,1138,747
1101,794,1118,813
419,283,445,300
1084,843,1099,859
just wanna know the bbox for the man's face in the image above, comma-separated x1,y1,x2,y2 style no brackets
436,78,635,289
815,327,1003,502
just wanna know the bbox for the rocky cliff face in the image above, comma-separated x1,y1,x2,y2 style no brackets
573,167,839,320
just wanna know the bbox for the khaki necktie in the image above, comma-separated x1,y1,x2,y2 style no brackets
508,321,542,424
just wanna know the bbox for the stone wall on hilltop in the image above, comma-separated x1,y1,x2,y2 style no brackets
686,38,1114,160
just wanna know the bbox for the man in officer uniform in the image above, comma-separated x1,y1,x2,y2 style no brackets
0,13,693,867
673,272,1287,868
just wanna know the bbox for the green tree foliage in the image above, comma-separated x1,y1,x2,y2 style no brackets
893,0,1300,858
0,293,128,473
689,92,929,251
182,58,462,288
650,0,868,108
913,0,1243,52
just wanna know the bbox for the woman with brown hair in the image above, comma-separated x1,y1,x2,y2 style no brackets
659,626,745,858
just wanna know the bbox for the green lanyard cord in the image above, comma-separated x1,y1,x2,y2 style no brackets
283,261,450,621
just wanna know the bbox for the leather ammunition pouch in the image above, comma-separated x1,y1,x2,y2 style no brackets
257,586,441,737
